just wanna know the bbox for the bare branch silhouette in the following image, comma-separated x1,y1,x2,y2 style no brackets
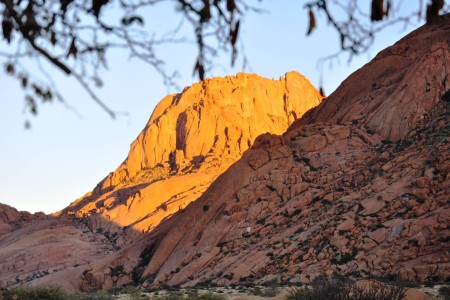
0,0,448,123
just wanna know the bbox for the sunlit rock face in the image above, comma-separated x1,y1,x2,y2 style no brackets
0,72,322,291
80,15,449,290
116,72,321,179
59,72,323,234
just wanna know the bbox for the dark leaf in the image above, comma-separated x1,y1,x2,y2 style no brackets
2,18,13,43
50,31,57,45
193,60,199,77
121,15,144,26
21,75,28,88
26,95,37,115
43,90,53,102
199,0,211,23
98,51,108,68
426,0,444,23
230,20,240,46
340,33,345,49
319,86,326,97
23,1,33,15
32,84,43,97
229,19,240,67
306,8,316,35
93,76,103,88
385,0,391,17
91,0,109,18
22,12,40,36
66,38,78,58
193,59,205,80
5,63,15,75
371,0,384,21
231,47,237,67
227,0,236,13
60,0,72,13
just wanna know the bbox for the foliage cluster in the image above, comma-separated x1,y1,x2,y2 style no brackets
1,0,448,123
0,285,115,300
286,277,407,300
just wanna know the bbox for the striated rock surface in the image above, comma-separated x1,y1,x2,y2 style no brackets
59,72,322,234
300,15,450,141
79,15,450,290
0,204,116,291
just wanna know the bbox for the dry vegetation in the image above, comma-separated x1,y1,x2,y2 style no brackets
3,279,449,300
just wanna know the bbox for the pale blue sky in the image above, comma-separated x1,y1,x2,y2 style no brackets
0,1,423,213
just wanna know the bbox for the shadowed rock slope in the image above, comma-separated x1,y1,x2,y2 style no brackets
0,204,46,235
80,15,450,290
0,204,116,290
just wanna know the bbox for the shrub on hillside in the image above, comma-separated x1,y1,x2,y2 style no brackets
153,291,226,300
73,290,115,300
187,292,227,300
439,286,450,300
0,285,116,300
0,285,68,300
286,277,407,300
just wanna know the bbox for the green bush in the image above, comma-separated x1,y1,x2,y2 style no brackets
251,285,280,297
186,292,226,300
286,277,407,300
0,285,69,300
117,285,141,298
438,286,450,300
73,290,114,300
0,285,117,300
153,291,226,300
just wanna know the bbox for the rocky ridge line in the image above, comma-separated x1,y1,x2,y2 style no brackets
300,16,450,141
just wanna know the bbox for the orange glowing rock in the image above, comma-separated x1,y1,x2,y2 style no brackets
59,71,323,233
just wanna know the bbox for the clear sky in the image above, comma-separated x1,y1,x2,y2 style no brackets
0,1,423,214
